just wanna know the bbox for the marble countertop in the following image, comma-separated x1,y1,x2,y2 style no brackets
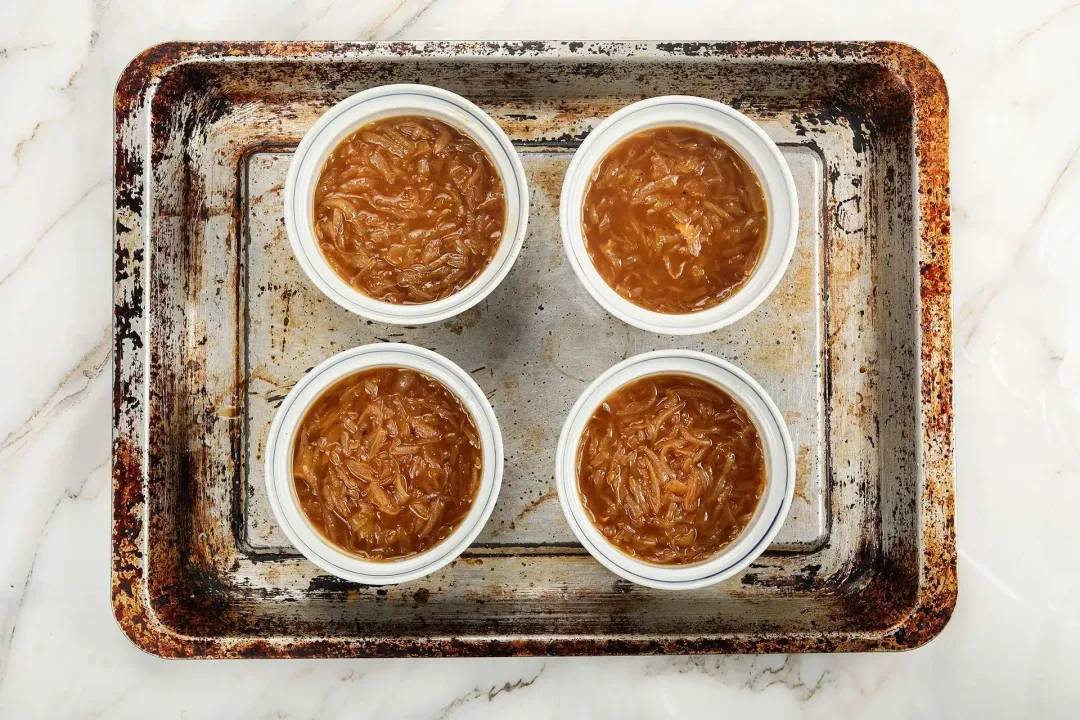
1,0,1078,716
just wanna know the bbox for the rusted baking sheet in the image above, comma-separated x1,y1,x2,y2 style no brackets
113,41,954,657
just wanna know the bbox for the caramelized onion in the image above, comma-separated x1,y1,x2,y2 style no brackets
313,116,506,304
292,367,482,560
576,374,766,565
582,127,768,314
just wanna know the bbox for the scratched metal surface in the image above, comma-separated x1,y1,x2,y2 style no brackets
113,41,955,657
243,146,824,553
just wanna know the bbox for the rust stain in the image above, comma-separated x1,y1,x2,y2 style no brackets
454,556,484,567
513,488,558,524
442,305,482,336
793,445,812,505
251,183,283,205
523,426,546,454
767,241,815,316
540,334,594,383
890,40,956,646
526,153,569,204
247,365,285,387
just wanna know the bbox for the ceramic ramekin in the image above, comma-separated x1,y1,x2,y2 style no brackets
560,96,798,335
555,350,795,590
284,84,529,325
264,343,503,585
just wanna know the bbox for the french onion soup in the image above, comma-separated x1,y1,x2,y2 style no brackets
576,374,766,565
292,367,482,560
313,116,506,304
582,126,768,314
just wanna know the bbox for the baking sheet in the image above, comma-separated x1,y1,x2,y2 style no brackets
112,41,954,657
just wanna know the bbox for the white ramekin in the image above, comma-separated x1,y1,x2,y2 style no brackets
555,350,795,590
284,84,529,325
264,343,503,585
560,96,798,335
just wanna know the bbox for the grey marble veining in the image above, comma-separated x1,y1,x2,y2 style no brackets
0,0,1078,716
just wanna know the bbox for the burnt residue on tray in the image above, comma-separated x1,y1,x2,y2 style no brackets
113,41,953,658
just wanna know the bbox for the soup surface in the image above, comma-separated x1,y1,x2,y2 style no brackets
576,373,766,565
292,367,483,560
313,115,506,304
582,126,768,314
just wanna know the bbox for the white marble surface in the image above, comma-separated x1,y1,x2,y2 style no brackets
1,0,1078,716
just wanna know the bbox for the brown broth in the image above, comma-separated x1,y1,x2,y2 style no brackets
292,367,482,560
313,116,506,304
576,374,766,565
582,126,768,314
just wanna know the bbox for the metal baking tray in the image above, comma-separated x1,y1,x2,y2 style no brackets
113,41,954,657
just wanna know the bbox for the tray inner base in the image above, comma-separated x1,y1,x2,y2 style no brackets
242,145,827,556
